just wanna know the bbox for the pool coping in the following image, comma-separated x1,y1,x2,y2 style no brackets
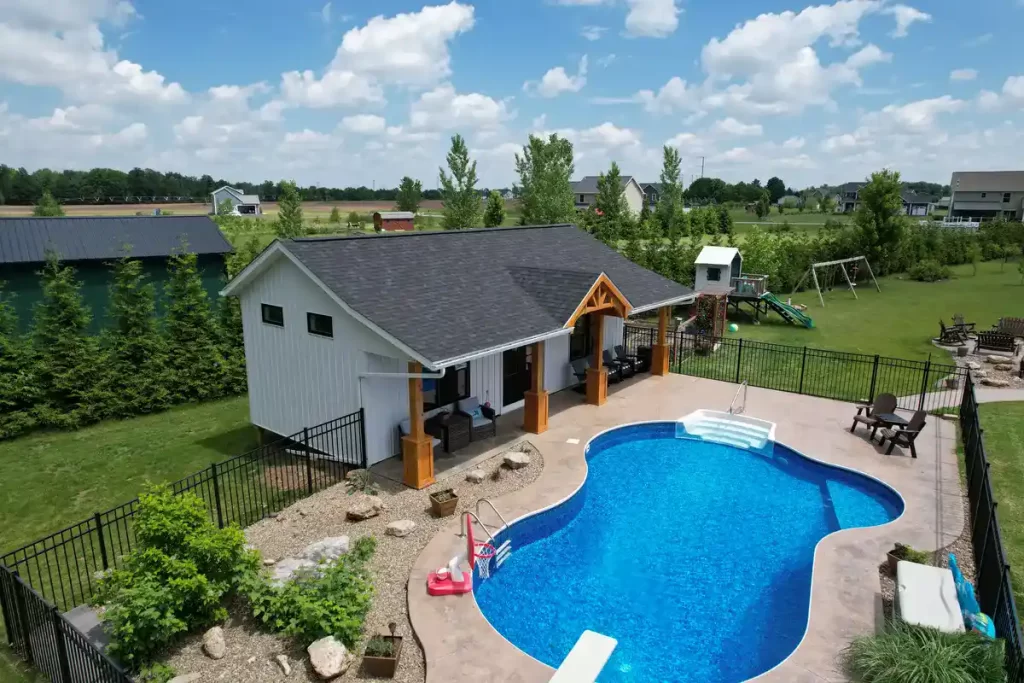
407,375,962,683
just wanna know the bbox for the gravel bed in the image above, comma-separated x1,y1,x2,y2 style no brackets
163,441,543,683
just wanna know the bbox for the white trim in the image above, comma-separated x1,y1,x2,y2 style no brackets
629,294,696,315
502,399,525,412
431,327,573,369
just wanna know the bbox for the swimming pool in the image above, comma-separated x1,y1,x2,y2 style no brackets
474,421,903,683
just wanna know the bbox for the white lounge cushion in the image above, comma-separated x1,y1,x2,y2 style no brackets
896,561,965,633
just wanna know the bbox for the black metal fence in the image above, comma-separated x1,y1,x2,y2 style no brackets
0,410,366,682
960,375,1024,681
623,323,967,413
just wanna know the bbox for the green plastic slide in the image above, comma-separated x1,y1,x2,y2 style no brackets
761,293,815,328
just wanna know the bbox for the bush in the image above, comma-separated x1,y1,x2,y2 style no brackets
95,486,258,667
908,259,952,282
246,536,376,647
889,543,931,564
138,663,176,683
845,620,1005,683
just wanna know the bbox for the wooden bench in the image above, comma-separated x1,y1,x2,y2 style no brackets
995,316,1024,338
977,331,1019,354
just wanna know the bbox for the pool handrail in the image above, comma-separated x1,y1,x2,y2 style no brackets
729,380,749,415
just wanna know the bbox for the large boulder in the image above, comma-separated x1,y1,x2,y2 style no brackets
346,495,385,521
966,361,982,370
987,354,1014,364
308,636,354,679
202,626,226,660
982,378,1012,388
996,363,1016,372
301,536,350,563
504,452,531,470
270,557,317,585
386,520,416,537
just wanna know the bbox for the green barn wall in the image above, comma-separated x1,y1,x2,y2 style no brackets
4,254,227,333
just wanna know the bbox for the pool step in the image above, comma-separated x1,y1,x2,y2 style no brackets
678,410,777,450
495,540,512,568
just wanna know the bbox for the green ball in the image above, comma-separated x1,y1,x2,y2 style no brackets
728,323,739,333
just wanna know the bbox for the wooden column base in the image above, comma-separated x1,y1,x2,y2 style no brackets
651,343,670,376
523,390,549,434
401,434,435,489
586,367,608,406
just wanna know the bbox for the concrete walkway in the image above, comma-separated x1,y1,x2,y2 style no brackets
976,388,1024,404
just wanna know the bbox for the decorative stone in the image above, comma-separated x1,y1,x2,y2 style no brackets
346,495,385,521
982,378,1011,387
269,512,280,518
504,452,531,470
996,363,1016,372
168,675,201,683
308,636,354,679
346,468,367,481
263,558,277,567
202,626,226,660
466,469,486,484
301,536,350,563
246,656,257,664
987,354,1014,364
270,557,317,585
386,520,416,537
275,654,292,677
966,361,982,370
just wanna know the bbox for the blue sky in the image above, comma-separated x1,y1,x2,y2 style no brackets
1,0,1022,189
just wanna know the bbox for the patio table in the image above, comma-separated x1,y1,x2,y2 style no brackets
873,412,908,443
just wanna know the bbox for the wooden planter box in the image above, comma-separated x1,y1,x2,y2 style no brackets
363,636,403,678
429,489,459,518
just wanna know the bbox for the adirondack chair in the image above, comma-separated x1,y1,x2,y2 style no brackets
994,317,1024,338
952,313,976,336
938,320,966,346
851,393,898,438
879,410,927,459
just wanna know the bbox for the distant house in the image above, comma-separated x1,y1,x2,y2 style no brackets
0,216,232,331
901,191,931,217
929,196,951,215
502,190,515,201
837,182,865,213
571,176,646,215
834,182,936,217
640,182,662,208
211,186,262,215
948,171,1024,221
373,211,416,232
777,195,801,207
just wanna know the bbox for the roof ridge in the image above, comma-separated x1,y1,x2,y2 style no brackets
290,223,577,243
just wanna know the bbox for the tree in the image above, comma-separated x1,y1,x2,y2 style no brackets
164,248,225,402
439,134,480,230
968,243,981,276
777,203,785,215
853,169,906,274
216,198,236,216
655,146,684,235
755,190,771,220
32,189,65,217
347,211,362,232
819,194,835,215
1019,255,1024,284
275,180,304,238
685,177,727,204
329,207,342,224
716,205,734,236
396,176,423,213
31,255,103,428
0,283,37,438
591,163,632,244
515,134,576,225
103,256,169,417
483,190,506,227
765,176,786,204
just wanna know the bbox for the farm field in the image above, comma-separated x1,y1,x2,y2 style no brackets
0,199,448,218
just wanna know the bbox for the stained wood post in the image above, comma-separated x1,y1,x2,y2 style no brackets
401,361,435,489
524,341,549,434
586,313,608,405
651,306,670,376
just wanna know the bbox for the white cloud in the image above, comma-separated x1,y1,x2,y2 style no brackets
711,117,763,136
3,0,138,32
410,83,514,130
964,33,993,47
341,114,387,134
596,54,616,68
635,77,703,114
625,0,680,38
529,56,589,98
882,4,931,38
320,2,332,24
977,75,1024,111
581,26,607,41
950,68,978,82
783,136,806,149
279,69,383,108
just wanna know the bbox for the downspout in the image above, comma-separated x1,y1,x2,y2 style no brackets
357,367,446,416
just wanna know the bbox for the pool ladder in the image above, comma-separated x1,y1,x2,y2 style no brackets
729,381,748,415
460,498,513,569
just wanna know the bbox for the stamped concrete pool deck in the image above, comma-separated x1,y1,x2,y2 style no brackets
407,373,962,683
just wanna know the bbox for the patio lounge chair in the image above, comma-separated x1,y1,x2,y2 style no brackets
571,358,589,393
938,320,966,346
952,313,976,336
614,345,641,373
994,317,1024,338
604,349,635,380
397,419,444,458
456,396,497,441
976,331,1019,355
878,410,927,458
850,393,898,437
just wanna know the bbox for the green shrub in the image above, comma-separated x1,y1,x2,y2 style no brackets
246,536,376,647
846,620,1005,683
908,259,952,282
890,543,931,565
138,662,176,683
95,486,258,667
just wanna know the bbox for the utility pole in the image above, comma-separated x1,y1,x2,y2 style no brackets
700,156,705,178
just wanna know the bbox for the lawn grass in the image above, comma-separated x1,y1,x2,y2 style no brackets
0,396,255,553
978,402,1024,609
730,260,1023,360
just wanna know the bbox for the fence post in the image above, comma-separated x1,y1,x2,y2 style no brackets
798,347,808,394
918,358,932,412
93,512,109,571
211,463,224,529
359,408,368,469
735,338,744,384
868,355,880,403
12,572,33,664
304,427,314,495
52,608,72,683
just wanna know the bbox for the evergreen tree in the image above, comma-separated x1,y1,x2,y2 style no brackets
0,283,37,438
439,134,481,230
639,201,651,225
275,180,304,238
103,256,169,416
31,255,103,428
594,162,630,224
396,176,423,213
515,134,576,225
483,190,506,227
217,295,247,395
755,190,771,220
623,221,648,267
33,189,65,217
329,207,342,224
655,147,684,235
164,248,225,402
717,205,734,236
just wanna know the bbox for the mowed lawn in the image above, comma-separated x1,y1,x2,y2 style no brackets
0,396,256,553
979,402,1024,608
731,261,1024,360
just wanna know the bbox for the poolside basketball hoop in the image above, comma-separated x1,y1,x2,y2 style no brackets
466,514,496,580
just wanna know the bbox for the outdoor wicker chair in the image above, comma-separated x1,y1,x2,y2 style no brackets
456,397,497,442
850,393,898,438
878,410,927,458
397,419,444,458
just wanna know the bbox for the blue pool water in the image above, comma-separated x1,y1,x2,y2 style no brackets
474,422,903,683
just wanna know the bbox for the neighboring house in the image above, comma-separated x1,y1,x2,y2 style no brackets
373,211,416,232
640,182,662,208
901,191,932,217
948,171,1024,221
929,196,951,215
211,186,262,215
837,182,865,213
221,224,695,485
571,176,646,215
502,190,515,201
0,216,232,331
834,182,936,217
694,246,742,293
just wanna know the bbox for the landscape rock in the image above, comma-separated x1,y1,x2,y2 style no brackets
270,557,317,585
168,675,201,683
275,654,292,677
966,361,982,370
386,520,416,537
504,452,531,470
982,378,1011,387
466,469,486,483
996,364,1016,372
345,468,367,481
346,495,385,521
308,636,353,679
301,536,350,563
263,558,277,566
987,354,1014,364
246,656,256,664
269,512,280,518
202,626,226,660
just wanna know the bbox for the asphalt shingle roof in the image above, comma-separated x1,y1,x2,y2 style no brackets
570,175,637,195
0,216,233,264
283,224,693,365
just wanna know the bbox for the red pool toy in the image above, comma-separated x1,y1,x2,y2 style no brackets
426,514,495,596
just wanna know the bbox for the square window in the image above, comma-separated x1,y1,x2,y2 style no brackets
981,192,987,198
261,304,284,327
307,312,334,338
1004,193,1012,203
707,267,722,282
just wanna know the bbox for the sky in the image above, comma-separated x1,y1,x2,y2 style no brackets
1,0,1023,190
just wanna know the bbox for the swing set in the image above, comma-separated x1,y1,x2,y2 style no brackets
792,256,880,307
